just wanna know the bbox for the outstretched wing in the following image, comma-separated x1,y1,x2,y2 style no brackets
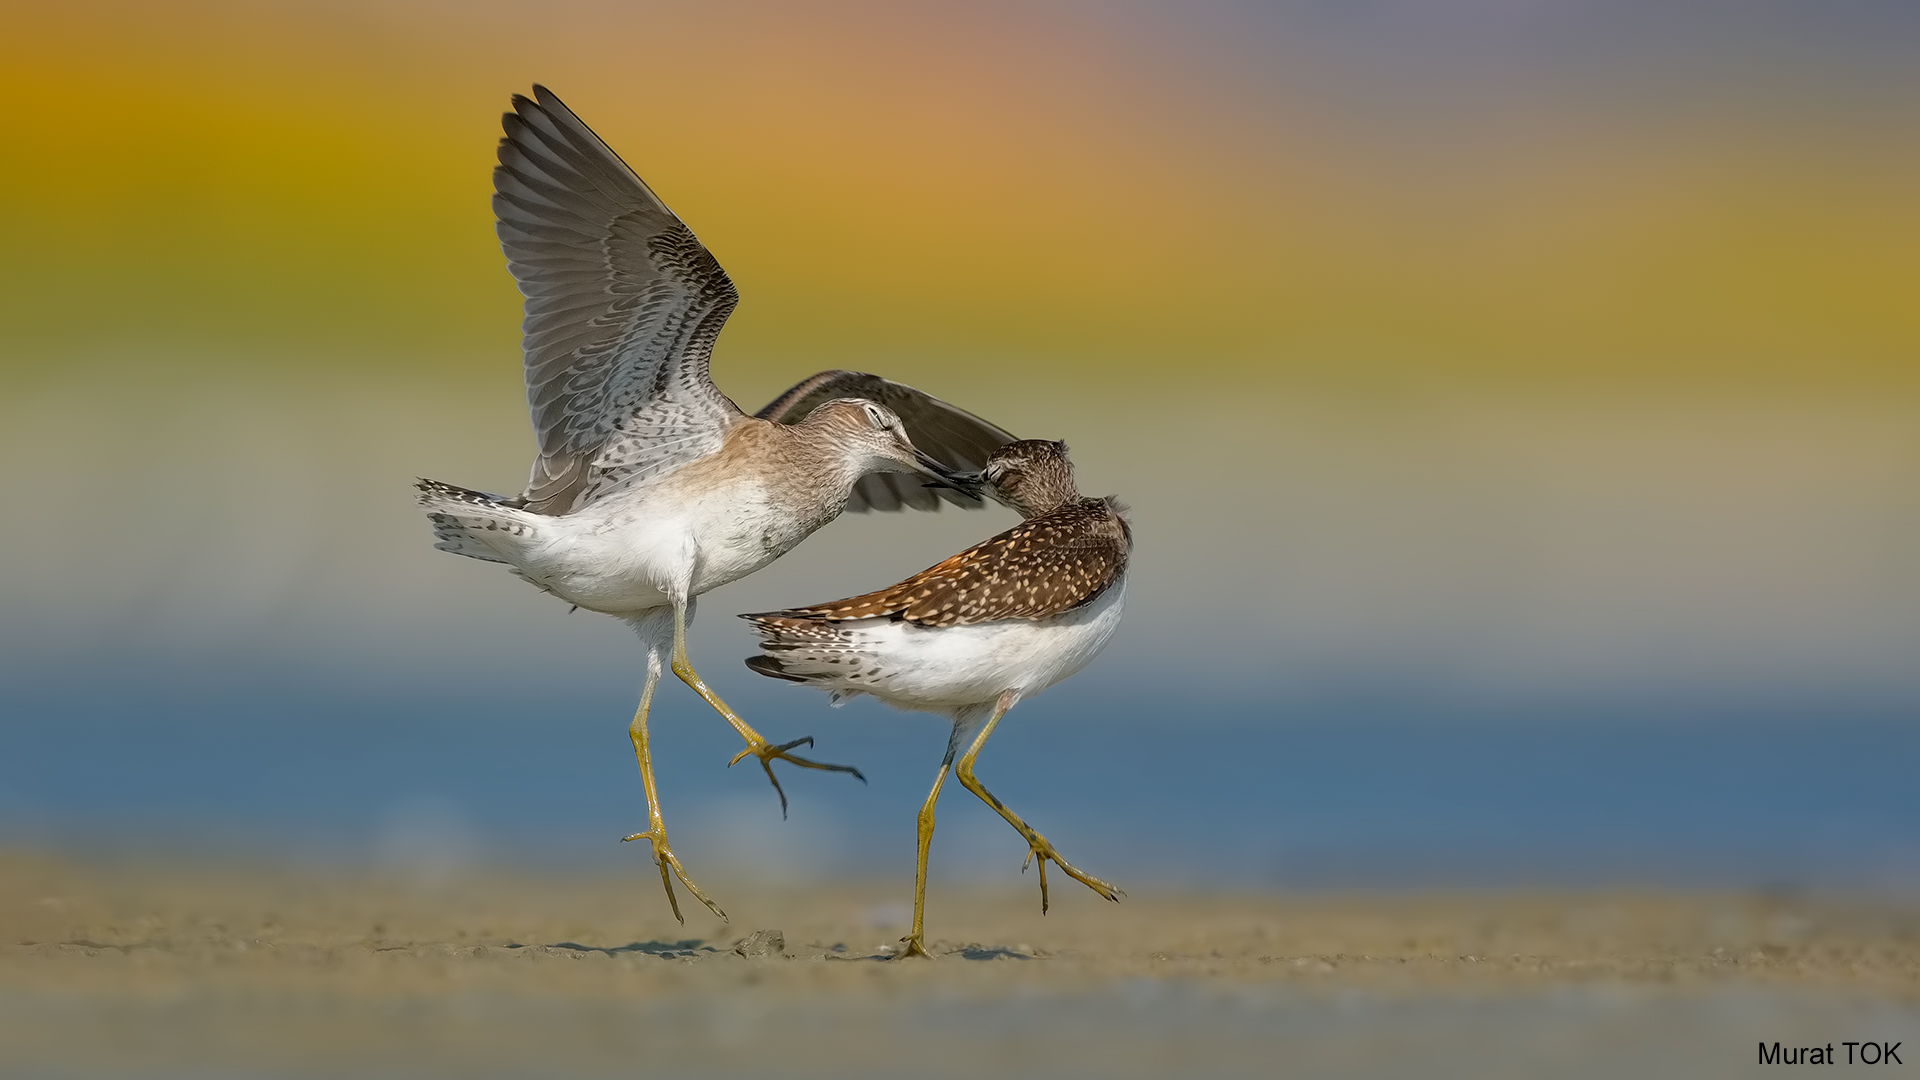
745,499,1129,628
495,85,744,515
756,370,1017,512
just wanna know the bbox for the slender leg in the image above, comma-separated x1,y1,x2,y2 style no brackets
954,691,1123,914
619,639,726,923
666,597,864,817
895,743,957,960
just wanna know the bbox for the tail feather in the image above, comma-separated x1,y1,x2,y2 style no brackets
415,477,513,507
744,655,807,683
416,477,537,565
739,612,874,705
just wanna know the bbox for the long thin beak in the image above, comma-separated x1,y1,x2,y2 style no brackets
909,448,982,496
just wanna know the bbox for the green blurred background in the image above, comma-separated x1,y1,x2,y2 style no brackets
3,0,1917,889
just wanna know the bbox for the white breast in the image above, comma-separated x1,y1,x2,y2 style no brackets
499,474,813,616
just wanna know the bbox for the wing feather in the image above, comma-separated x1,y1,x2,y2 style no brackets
495,85,744,515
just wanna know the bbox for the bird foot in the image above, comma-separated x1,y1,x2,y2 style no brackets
1021,834,1123,914
726,735,866,819
891,933,936,960
621,827,727,924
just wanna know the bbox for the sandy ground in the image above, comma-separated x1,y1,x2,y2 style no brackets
2,852,1916,1079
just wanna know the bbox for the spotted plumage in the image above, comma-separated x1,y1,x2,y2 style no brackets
743,438,1127,642
753,498,1128,631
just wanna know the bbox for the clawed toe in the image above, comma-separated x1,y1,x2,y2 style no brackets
727,735,867,819
622,829,727,923
1022,837,1122,914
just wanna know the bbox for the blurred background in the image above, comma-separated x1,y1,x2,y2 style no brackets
3,0,1917,894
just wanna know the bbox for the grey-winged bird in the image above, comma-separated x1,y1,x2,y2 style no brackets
741,440,1127,957
416,86,1014,923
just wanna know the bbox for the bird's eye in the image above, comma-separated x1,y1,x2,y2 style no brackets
862,403,887,429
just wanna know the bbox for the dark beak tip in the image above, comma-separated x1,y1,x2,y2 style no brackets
925,469,986,496
905,446,984,495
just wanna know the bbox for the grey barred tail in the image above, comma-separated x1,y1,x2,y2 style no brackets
415,477,530,564
415,477,508,508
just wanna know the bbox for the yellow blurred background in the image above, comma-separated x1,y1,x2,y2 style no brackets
9,0,1919,385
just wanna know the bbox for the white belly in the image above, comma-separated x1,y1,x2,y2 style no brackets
829,575,1127,711
497,477,821,616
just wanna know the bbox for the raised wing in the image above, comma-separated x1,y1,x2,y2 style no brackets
746,499,1129,628
495,86,744,515
756,370,1018,512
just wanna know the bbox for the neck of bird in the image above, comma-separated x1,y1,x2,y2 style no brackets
1014,488,1079,518
773,424,875,515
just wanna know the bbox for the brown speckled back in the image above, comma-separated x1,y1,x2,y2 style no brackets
744,441,1130,628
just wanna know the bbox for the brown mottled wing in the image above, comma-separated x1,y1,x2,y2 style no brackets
755,370,1017,512
753,499,1128,627
495,86,744,515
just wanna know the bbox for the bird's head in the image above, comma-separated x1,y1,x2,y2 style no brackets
958,439,1078,517
802,398,975,494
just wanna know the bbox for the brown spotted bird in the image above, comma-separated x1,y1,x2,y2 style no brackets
741,440,1128,958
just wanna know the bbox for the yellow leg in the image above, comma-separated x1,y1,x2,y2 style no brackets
954,693,1124,914
619,656,726,924
667,599,863,817
895,750,954,960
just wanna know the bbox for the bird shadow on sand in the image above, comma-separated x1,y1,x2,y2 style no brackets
502,940,1035,961
514,940,717,958
950,945,1033,961
825,944,1035,962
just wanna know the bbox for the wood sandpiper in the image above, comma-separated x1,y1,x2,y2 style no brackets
415,86,1015,923
741,440,1127,957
